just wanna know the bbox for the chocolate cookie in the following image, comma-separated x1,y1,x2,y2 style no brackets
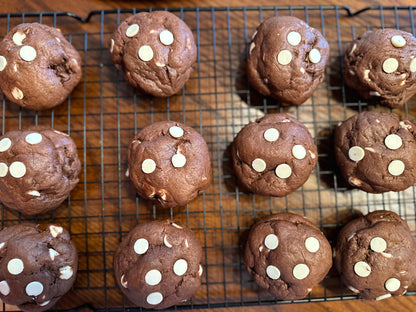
244,213,332,300
334,111,416,193
343,29,416,109
0,127,81,215
127,121,211,208
0,223,78,312
114,220,203,309
231,113,317,197
247,16,329,105
110,11,197,97
0,23,82,110
334,210,416,300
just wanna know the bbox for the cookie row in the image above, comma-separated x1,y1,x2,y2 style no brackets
1,210,413,311
1,13,416,111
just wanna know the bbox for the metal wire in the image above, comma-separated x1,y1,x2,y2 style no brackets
0,5,416,311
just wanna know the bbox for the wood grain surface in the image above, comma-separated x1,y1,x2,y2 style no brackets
1,1,416,312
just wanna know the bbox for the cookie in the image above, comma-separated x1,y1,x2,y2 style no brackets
334,210,416,300
0,223,78,312
343,29,416,109
247,16,329,105
114,220,203,309
0,126,81,215
244,212,332,300
231,113,317,197
127,121,211,208
110,11,197,97
334,111,416,193
0,23,82,110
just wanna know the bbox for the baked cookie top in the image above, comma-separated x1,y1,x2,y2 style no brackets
110,11,197,97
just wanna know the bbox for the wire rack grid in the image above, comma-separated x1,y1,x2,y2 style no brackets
0,5,416,311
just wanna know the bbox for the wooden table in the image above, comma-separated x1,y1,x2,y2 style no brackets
1,1,416,312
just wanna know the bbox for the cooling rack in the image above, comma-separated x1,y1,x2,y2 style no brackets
0,5,416,311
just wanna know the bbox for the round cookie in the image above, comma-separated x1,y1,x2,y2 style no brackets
343,29,416,109
0,223,78,312
247,16,329,105
231,113,317,197
334,210,416,300
334,111,416,193
0,23,82,110
127,121,211,208
244,212,332,300
110,11,197,97
114,219,203,309
0,126,81,215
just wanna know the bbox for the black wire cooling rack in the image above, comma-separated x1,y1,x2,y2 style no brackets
1,5,416,311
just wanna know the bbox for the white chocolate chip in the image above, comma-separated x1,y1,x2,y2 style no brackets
347,232,356,241
12,32,26,45
251,30,257,40
171,222,183,229
385,278,400,292
293,264,310,280
145,269,162,286
134,238,149,254
305,237,320,253
171,153,186,168
27,190,40,197
400,121,412,130
11,87,24,100
365,147,376,153
49,225,63,238
110,39,114,53
59,266,73,280
138,45,154,62
292,145,307,160
410,58,416,73
354,261,371,277
381,252,393,258
275,164,292,179
252,158,266,173
349,177,362,186
8,258,24,275
125,168,129,178
0,163,8,177
0,56,6,71
25,281,43,297
198,264,203,277
0,242,4,249
147,292,163,305
169,126,184,138
264,128,279,142
186,37,192,50
385,134,402,150
348,146,365,162
382,58,399,74
184,239,189,248
126,24,140,37
277,50,292,65
266,265,281,280
364,69,371,81
0,281,10,296
370,237,387,253
264,234,279,250
9,161,26,178
348,285,360,293
159,30,174,45
173,259,188,276
163,235,172,248
142,159,156,174
369,91,381,97
25,132,42,145
349,43,357,55
391,35,406,48
120,274,128,288
388,160,405,176
300,67,306,74
39,300,50,307
308,48,321,63
19,46,36,62
376,293,392,301
287,31,301,46
49,248,60,260
249,42,255,54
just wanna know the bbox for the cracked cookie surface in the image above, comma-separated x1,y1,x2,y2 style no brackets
0,223,77,312
244,212,332,300
334,111,416,193
247,16,329,105
110,11,197,97
127,120,211,208
114,220,203,309
334,210,416,300
0,23,82,110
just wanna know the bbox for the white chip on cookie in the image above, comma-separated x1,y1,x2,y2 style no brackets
142,159,156,174
169,126,184,138
11,87,24,100
292,144,307,160
382,58,399,74
370,237,387,253
305,237,320,253
391,35,406,48
354,261,371,277
171,153,186,168
126,24,140,37
134,238,149,255
173,259,188,276
266,265,281,280
25,281,44,296
252,158,266,173
19,46,37,62
0,56,7,71
138,45,154,62
348,146,365,162
145,269,162,286
9,161,26,178
12,31,26,45
287,31,301,46
0,163,7,177
308,48,321,63
159,30,174,45
146,292,163,305
275,164,292,179
385,277,401,292
7,258,24,275
25,132,43,145
264,234,279,250
384,134,402,150
263,128,279,142
388,160,405,176
277,50,292,65
293,263,310,280
410,58,416,73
